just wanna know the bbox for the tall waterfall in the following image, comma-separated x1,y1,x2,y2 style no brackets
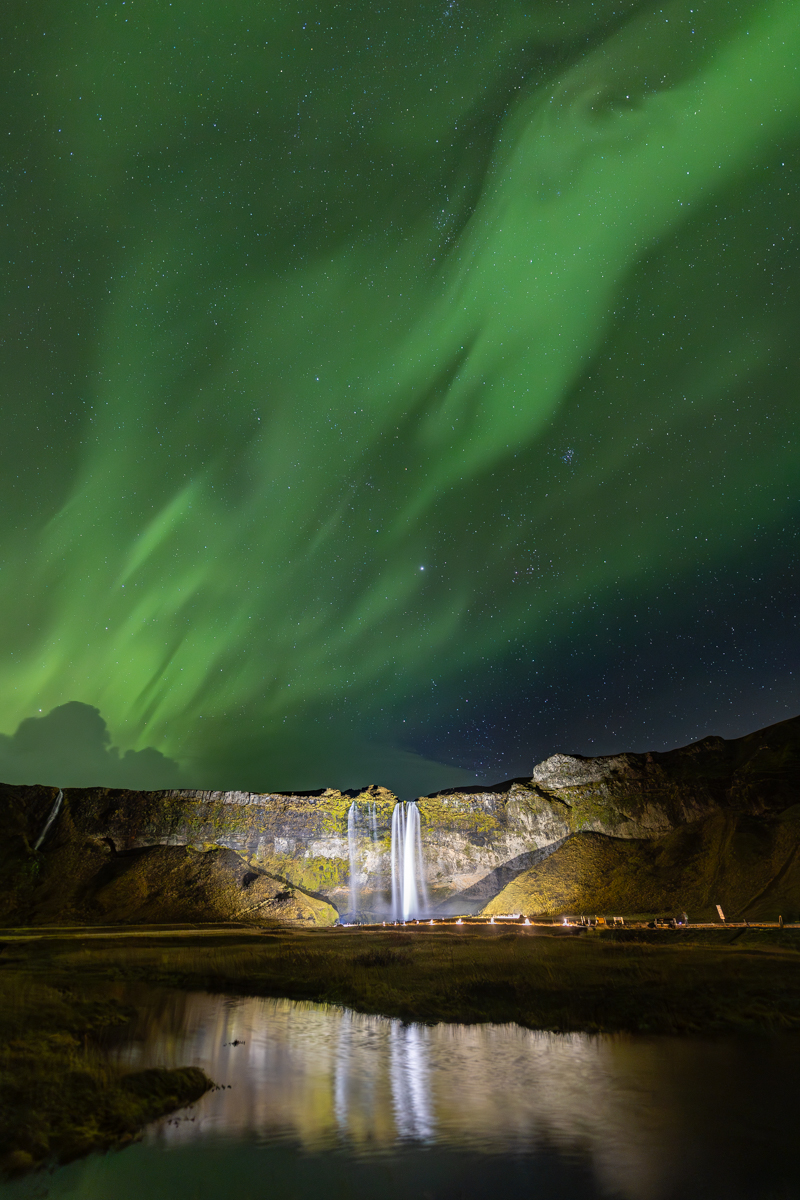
391,802,428,921
369,802,381,896
347,801,359,919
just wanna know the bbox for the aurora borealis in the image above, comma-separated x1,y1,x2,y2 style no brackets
2,0,799,794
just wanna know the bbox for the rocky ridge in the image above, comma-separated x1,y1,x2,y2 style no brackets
1,714,798,924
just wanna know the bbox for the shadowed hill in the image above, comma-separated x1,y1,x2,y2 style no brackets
481,806,800,922
0,785,338,927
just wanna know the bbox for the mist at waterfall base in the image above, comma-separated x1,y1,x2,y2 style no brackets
3,0,800,797
346,800,428,923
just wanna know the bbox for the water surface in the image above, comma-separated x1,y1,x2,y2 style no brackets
5,989,800,1200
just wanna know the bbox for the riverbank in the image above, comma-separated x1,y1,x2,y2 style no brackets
4,921,800,1035
4,922,800,1175
0,967,212,1176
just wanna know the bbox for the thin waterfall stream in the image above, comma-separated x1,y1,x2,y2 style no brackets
34,788,64,852
347,801,359,919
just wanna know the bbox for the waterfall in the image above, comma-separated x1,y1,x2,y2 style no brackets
347,801,359,920
34,788,63,851
390,804,402,919
391,802,428,921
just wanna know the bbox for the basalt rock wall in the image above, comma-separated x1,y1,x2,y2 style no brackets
66,782,398,902
2,713,799,921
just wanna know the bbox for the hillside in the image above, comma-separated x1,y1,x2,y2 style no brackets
481,806,800,922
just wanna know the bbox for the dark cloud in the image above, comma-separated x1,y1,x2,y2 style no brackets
0,702,182,789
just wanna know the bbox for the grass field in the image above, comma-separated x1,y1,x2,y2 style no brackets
5,921,800,1034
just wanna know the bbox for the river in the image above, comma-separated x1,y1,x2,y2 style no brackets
4,988,799,1199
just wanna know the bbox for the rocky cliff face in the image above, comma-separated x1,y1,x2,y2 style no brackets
480,806,800,923
2,714,798,924
0,784,340,927
418,713,800,909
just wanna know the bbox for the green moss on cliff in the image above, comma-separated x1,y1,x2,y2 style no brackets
417,796,502,835
261,852,349,895
317,793,354,834
566,789,633,835
318,787,396,836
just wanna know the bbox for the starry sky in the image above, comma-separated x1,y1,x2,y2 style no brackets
1,0,798,796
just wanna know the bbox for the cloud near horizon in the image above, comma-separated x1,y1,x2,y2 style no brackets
0,702,183,790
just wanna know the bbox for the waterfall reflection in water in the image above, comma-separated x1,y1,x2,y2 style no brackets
389,1023,434,1142
6,987,799,1200
75,986,800,1200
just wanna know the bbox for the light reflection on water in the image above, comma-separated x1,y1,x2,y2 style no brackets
108,992,656,1159
5,989,800,1200
108,990,799,1195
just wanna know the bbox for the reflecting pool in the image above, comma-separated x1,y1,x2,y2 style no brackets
4,989,800,1200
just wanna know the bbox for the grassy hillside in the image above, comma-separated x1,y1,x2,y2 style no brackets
481,806,800,921
0,789,338,927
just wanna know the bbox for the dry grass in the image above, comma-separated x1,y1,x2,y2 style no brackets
6,923,800,1036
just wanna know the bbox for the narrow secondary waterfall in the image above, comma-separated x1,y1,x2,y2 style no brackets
34,788,63,851
347,801,359,919
391,802,428,921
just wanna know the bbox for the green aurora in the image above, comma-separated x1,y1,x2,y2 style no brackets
1,0,799,792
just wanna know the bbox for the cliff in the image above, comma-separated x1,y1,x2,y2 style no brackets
420,712,800,910
480,806,800,923
1,713,798,925
0,784,339,927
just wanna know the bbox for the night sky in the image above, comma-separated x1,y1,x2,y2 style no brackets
1,0,798,796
